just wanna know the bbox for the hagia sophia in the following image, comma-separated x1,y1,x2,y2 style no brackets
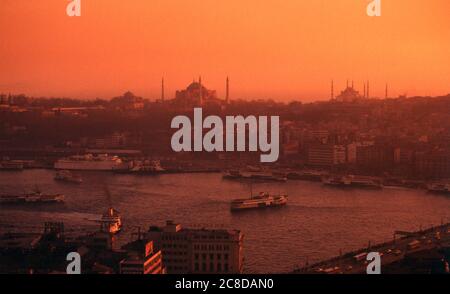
165,77,230,111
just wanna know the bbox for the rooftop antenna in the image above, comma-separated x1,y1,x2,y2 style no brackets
161,77,165,102
331,80,334,99
199,75,203,105
226,76,230,103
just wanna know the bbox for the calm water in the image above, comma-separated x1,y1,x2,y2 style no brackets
0,169,449,273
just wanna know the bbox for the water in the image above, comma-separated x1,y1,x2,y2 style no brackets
1,169,449,273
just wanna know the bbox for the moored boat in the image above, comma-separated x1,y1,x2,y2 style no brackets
223,170,287,182
322,175,382,190
427,182,450,195
54,154,123,171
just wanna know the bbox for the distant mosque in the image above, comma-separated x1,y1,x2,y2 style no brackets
331,80,372,102
168,77,230,110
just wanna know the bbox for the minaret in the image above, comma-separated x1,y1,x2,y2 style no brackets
385,83,388,99
226,76,230,104
351,80,354,89
199,76,203,106
363,83,366,98
346,79,349,88
367,80,370,98
331,80,334,100
161,77,165,102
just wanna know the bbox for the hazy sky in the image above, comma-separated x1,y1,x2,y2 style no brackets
0,0,449,101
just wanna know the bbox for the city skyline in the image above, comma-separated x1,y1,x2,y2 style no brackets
1,77,448,103
1,0,449,101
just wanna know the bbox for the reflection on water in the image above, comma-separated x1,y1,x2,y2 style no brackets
0,169,449,273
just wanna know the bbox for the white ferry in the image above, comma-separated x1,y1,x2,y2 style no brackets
54,154,123,171
230,192,288,211
99,208,122,234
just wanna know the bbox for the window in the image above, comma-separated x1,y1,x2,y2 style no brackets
217,263,222,272
195,263,199,271
195,254,199,260
224,263,229,272
209,262,214,272
202,263,206,272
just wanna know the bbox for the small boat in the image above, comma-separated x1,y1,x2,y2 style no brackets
427,182,450,195
54,170,82,184
99,208,122,234
231,192,288,211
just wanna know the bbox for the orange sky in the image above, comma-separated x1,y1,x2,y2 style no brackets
0,0,449,101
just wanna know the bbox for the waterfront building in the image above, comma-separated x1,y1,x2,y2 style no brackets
356,143,395,173
146,221,244,274
307,143,346,167
414,150,450,179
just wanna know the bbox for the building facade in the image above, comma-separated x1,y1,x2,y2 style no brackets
307,143,346,167
146,221,244,274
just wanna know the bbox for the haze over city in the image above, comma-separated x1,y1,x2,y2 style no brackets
0,0,449,101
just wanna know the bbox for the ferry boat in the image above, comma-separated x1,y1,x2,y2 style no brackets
0,188,64,205
99,208,122,234
427,182,450,195
54,154,123,171
322,175,382,190
0,160,24,171
230,192,288,211
54,170,82,184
